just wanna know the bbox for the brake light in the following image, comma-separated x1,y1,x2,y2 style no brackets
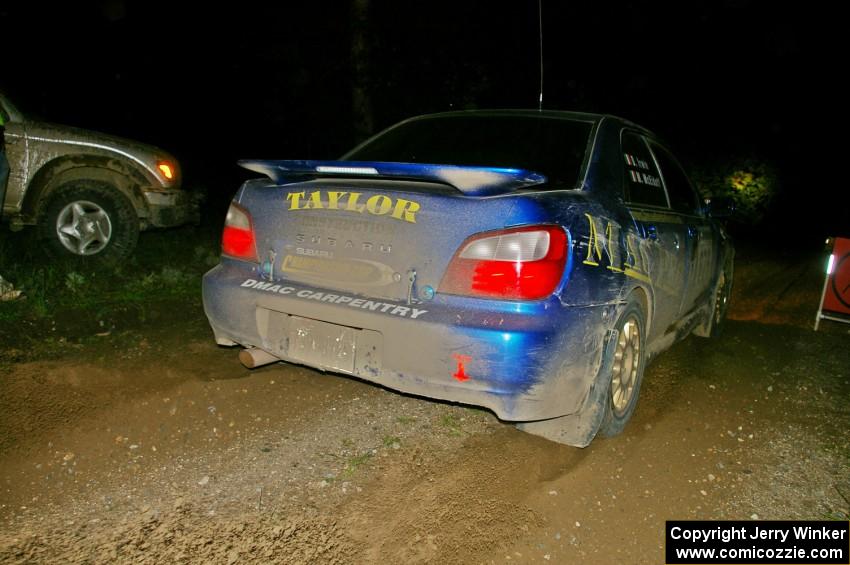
221,202,258,261
439,225,568,300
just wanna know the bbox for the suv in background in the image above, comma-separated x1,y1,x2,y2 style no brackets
0,91,197,261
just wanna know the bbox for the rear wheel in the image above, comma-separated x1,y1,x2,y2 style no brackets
599,296,647,437
39,180,139,263
706,257,733,338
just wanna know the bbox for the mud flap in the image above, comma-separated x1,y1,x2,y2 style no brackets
516,328,618,448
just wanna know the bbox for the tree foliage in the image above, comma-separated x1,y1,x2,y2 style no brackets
691,157,778,224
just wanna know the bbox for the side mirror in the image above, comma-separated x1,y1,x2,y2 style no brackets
704,196,734,218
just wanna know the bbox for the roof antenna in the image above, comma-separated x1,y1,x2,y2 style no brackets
537,0,544,111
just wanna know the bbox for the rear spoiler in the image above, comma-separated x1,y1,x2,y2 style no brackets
238,160,547,196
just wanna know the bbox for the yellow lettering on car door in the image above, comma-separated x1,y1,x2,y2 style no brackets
583,213,651,283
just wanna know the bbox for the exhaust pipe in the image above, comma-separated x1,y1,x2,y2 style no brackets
238,348,279,369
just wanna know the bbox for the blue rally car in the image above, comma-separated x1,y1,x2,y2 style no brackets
203,110,734,447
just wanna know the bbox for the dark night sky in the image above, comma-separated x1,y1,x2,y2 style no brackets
1,1,843,232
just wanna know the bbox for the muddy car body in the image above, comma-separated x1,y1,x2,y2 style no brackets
0,91,197,260
203,110,734,446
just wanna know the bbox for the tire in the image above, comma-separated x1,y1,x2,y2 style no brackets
39,180,139,263
598,296,647,438
706,256,734,338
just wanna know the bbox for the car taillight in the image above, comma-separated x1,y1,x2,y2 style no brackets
221,202,258,262
439,225,568,300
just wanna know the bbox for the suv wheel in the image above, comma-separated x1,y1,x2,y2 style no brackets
40,180,139,262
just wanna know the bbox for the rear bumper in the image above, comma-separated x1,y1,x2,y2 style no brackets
202,260,611,421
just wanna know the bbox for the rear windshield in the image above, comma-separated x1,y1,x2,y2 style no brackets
344,115,594,188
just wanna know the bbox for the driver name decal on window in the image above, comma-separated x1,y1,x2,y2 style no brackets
624,153,662,187
624,153,649,169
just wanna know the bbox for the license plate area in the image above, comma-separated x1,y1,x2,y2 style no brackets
290,316,356,373
256,308,382,376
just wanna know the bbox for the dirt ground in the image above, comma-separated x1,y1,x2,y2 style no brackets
1,247,848,564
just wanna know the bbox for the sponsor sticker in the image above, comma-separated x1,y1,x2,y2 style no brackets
239,278,428,319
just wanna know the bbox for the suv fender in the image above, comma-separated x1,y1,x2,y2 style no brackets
20,156,150,225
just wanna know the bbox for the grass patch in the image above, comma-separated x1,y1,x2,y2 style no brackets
342,452,372,477
0,226,220,351
439,414,462,436
382,435,401,447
